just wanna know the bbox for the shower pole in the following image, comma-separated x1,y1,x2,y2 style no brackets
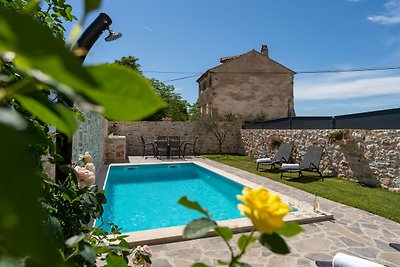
55,13,120,183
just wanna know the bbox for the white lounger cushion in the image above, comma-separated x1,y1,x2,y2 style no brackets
332,252,385,267
281,163,300,170
256,157,272,163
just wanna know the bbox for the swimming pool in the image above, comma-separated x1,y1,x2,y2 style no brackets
96,160,333,245
97,162,247,233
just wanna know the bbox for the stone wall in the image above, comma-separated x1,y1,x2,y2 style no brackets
72,111,108,171
108,121,243,156
104,134,126,162
241,129,400,191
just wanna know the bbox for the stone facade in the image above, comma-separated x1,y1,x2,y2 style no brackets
197,45,295,121
108,121,243,156
72,111,108,171
241,129,400,191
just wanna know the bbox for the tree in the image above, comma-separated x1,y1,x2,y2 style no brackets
196,113,243,153
113,56,142,74
113,56,190,121
0,0,77,39
188,100,200,121
146,78,189,121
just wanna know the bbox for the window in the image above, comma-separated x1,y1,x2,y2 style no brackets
199,75,211,91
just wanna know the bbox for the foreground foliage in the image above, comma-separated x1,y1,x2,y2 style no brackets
0,1,163,266
204,155,400,223
179,187,302,267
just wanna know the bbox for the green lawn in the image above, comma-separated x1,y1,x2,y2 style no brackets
203,154,400,223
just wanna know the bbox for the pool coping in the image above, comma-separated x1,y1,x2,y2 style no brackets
100,161,334,246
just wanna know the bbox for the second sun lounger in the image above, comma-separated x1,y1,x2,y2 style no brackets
281,145,324,178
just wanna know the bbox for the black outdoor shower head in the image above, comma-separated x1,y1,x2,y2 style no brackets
73,13,122,61
105,27,122,41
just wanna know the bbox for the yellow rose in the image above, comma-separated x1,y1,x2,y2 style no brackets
237,187,290,234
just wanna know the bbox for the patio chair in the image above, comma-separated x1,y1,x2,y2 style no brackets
169,136,181,158
280,145,324,179
155,137,169,159
140,136,155,158
256,143,293,170
182,137,198,158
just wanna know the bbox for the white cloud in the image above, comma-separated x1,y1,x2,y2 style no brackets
295,73,400,100
368,0,400,25
295,93,400,115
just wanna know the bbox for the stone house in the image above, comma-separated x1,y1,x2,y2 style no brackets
197,45,296,121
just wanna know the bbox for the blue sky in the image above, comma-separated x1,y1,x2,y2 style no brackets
68,0,400,116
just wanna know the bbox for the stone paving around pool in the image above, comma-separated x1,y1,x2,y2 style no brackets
97,156,400,267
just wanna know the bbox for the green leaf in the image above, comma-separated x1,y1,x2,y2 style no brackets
64,5,74,21
274,222,303,237
178,196,210,217
215,226,233,241
85,0,101,15
0,9,98,93
46,215,64,247
105,253,127,267
217,259,230,265
85,64,166,121
65,234,84,246
118,239,130,249
80,244,96,264
93,246,109,255
141,252,152,265
191,263,212,267
237,234,256,252
16,95,77,138
258,233,290,254
183,218,217,239
0,107,27,130
95,192,107,205
0,256,25,267
0,123,62,265
237,262,252,267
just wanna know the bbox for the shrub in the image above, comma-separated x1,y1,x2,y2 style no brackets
267,134,283,150
328,129,350,144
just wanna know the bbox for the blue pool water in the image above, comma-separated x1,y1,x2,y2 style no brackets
96,163,245,233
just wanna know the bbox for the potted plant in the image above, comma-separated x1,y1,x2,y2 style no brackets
328,129,351,144
267,133,283,150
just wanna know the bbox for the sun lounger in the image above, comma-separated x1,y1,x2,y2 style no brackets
256,143,293,170
281,145,323,178
315,252,385,267
389,242,400,252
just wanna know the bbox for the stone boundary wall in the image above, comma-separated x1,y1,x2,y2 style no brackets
104,135,126,162
108,121,243,156
241,129,400,191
